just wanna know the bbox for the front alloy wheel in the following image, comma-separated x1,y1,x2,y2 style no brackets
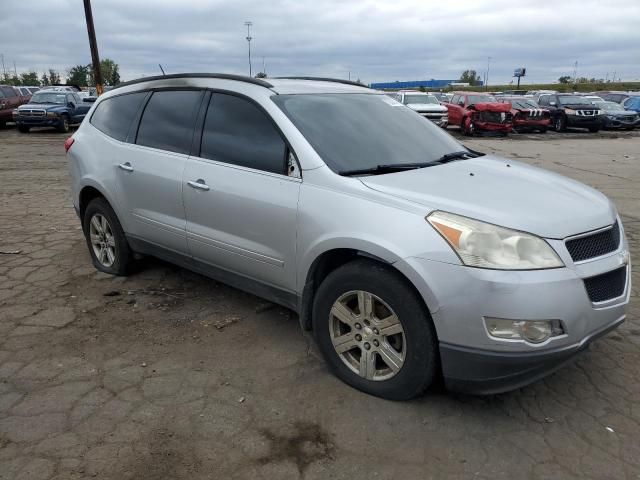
312,259,438,400
329,290,405,381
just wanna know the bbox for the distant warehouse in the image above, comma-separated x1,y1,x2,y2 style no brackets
369,79,484,89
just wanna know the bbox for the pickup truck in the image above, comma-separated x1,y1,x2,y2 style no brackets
13,90,92,133
392,91,449,127
0,85,28,128
444,92,512,136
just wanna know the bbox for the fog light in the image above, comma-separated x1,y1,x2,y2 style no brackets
484,318,564,344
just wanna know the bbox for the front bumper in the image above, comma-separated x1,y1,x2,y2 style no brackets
602,116,640,129
566,115,602,129
474,121,512,133
513,118,551,131
15,117,62,128
395,227,630,394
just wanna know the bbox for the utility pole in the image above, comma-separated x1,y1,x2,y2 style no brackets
0,54,6,79
485,56,491,91
572,60,578,85
13,61,17,77
83,0,104,95
612,70,617,82
244,21,253,77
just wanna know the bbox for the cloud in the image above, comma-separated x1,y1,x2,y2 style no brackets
1,0,638,84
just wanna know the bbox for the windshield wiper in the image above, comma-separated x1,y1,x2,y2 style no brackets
339,150,484,177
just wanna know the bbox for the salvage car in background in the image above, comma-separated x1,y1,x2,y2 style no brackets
538,94,602,132
14,90,91,133
392,91,448,127
444,92,512,136
0,85,29,128
497,97,551,133
598,101,639,130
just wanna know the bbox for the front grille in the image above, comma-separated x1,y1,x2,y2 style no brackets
566,222,620,262
421,112,446,119
576,110,596,117
477,111,511,123
583,266,627,303
18,109,46,117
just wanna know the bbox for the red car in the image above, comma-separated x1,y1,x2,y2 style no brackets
445,92,512,136
0,85,27,128
497,97,551,133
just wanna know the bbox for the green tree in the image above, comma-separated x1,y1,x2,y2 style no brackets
48,69,61,85
67,65,90,87
40,72,49,86
89,58,121,86
19,71,40,86
459,69,481,86
558,75,571,84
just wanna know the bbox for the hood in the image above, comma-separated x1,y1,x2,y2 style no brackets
359,156,615,239
407,104,447,113
561,104,598,110
469,102,512,112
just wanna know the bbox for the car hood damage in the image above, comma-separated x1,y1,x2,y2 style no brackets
359,155,616,239
468,102,512,113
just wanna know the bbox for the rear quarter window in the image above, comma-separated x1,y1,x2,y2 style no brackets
90,92,147,142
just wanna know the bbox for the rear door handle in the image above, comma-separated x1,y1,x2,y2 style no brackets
118,162,134,172
187,179,210,191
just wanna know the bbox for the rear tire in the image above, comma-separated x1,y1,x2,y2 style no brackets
83,197,134,276
312,259,438,400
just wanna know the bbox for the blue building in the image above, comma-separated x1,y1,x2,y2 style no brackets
369,79,483,89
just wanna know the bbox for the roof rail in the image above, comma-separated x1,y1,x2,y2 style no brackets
273,76,369,88
112,73,273,91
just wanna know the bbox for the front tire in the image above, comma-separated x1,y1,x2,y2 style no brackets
588,126,600,133
18,125,30,133
312,259,438,400
83,197,134,276
554,115,566,132
57,115,70,133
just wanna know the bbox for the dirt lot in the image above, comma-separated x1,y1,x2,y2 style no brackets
0,127,639,480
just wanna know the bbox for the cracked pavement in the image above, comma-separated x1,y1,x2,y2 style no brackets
0,127,638,479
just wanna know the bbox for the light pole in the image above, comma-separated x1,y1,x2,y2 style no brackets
485,56,491,91
244,21,253,77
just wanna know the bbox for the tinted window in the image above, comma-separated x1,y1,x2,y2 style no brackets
538,95,549,106
91,92,147,142
272,93,464,174
136,90,202,155
200,93,286,174
1,87,16,98
451,94,460,104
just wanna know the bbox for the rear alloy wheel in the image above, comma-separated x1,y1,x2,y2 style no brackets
83,197,134,275
554,116,566,132
313,259,438,400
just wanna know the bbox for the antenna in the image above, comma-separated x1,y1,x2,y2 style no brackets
158,64,166,75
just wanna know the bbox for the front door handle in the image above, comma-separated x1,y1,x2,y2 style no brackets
187,179,210,191
118,162,134,172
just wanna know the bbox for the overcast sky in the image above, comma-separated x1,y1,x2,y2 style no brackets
1,0,639,85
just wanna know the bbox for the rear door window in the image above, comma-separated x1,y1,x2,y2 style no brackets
90,92,147,142
1,87,16,98
136,90,203,155
199,93,287,175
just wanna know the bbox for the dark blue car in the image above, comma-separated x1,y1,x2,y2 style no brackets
623,96,640,114
13,90,91,133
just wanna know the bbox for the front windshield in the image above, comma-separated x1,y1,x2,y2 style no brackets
30,92,67,104
467,95,497,105
272,93,464,173
404,94,439,105
600,102,622,111
558,96,592,105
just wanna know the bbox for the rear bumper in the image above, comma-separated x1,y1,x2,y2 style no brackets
440,315,624,394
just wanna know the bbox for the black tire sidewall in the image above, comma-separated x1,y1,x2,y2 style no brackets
58,115,70,133
83,198,132,275
312,260,438,400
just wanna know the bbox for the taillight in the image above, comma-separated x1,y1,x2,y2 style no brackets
64,137,75,153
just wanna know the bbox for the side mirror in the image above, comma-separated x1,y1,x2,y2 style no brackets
83,97,97,103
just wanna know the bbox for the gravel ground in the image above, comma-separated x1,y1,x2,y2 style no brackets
0,126,639,479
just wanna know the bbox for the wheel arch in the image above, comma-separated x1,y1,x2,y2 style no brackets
297,246,432,332
78,181,123,231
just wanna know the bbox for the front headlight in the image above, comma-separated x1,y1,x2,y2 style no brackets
564,108,576,115
427,211,564,270
47,111,58,118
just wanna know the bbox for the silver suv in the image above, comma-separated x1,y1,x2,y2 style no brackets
392,90,448,127
68,74,630,400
